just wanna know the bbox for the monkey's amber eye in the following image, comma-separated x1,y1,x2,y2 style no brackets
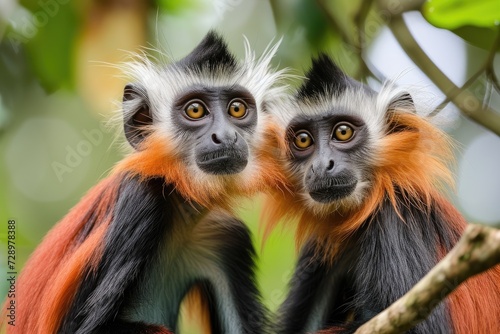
185,102,206,119
333,123,354,141
228,100,247,118
293,131,314,150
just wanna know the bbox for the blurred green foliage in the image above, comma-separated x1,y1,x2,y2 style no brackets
17,0,80,90
24,7,79,91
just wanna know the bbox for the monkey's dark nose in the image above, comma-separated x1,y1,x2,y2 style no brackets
211,132,238,145
211,133,222,144
327,160,334,171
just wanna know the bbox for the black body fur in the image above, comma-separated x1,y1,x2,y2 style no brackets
277,191,458,334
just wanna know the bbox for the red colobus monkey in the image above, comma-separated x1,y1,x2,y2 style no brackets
264,55,500,333
9,32,287,334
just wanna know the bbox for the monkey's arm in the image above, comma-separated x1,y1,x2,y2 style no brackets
60,176,173,334
214,217,270,334
275,241,351,334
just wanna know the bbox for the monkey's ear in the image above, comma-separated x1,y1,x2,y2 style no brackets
122,83,152,149
386,91,416,133
387,91,415,113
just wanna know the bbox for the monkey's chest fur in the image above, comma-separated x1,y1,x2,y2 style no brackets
120,196,246,333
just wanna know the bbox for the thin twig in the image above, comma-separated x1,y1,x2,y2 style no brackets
376,0,424,16
483,80,493,109
486,69,500,94
388,15,500,136
354,0,374,51
318,0,382,81
431,68,485,116
484,28,500,94
354,0,375,80
432,29,500,115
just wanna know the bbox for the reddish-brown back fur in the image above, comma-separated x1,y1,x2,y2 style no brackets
6,176,120,333
434,196,500,333
263,111,500,332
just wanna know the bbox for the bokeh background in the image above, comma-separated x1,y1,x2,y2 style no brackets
1,0,500,332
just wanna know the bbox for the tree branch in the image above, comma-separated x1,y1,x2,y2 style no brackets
316,0,355,46
388,15,500,136
354,0,374,51
485,28,500,94
486,69,500,95
355,224,500,334
432,28,500,115
317,0,383,81
353,0,376,80
376,0,424,16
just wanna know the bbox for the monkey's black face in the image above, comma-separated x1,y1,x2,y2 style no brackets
287,112,368,203
171,85,257,175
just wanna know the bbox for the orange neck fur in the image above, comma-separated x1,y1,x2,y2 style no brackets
114,121,288,211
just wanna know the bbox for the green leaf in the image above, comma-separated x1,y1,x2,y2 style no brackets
156,0,200,13
22,2,79,91
452,25,499,50
296,0,330,48
423,0,500,29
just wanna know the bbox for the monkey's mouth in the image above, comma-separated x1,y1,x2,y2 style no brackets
308,177,357,203
196,149,248,175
